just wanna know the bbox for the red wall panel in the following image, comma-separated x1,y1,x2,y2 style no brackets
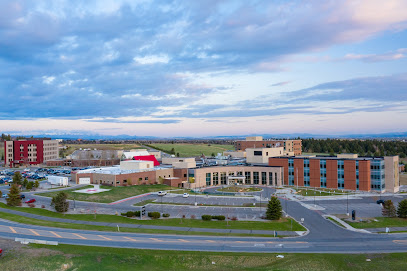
293,158,304,186
269,158,289,185
358,160,371,191
309,159,320,188
344,160,356,190
326,160,338,189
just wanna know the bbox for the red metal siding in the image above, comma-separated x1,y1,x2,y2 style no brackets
293,159,304,186
309,160,320,187
359,160,371,191
344,160,356,190
326,160,338,189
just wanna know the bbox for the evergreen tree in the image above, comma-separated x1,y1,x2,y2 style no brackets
34,180,40,189
382,200,396,217
397,199,407,218
51,192,69,213
6,184,21,206
26,181,34,190
23,178,28,188
12,171,23,186
266,196,282,220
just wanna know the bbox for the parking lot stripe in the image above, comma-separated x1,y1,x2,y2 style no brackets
205,240,216,243
178,239,189,243
50,231,62,238
9,226,17,233
149,238,162,242
98,235,112,241
72,233,87,239
29,229,40,236
123,237,138,242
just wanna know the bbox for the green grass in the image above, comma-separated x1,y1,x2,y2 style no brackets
292,187,351,196
217,186,262,193
36,184,176,203
2,244,407,271
0,203,305,231
149,143,234,157
346,217,407,229
133,199,156,206
327,217,345,228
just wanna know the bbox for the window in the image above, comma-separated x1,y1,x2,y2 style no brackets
262,172,267,185
206,173,211,186
245,172,251,184
254,151,262,156
220,172,226,185
145,177,148,180
269,172,273,185
184,174,187,177
253,172,259,184
213,172,219,185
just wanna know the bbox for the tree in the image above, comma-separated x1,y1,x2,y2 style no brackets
12,171,23,186
397,199,407,218
6,184,21,206
266,196,282,220
382,200,396,217
34,180,40,189
26,181,34,190
176,152,180,157
51,192,69,213
23,178,28,188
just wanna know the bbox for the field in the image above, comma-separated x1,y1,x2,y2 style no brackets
400,173,407,186
62,143,145,157
291,187,351,196
1,242,407,271
346,217,407,229
149,143,234,157
37,184,176,203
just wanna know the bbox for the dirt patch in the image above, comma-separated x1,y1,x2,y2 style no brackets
400,173,407,186
0,237,62,258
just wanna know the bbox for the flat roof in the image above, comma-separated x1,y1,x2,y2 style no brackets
76,165,173,175
273,156,385,161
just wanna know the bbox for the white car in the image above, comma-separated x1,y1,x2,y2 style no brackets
182,193,189,198
157,191,167,196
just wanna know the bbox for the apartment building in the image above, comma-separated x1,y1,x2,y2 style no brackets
4,139,59,167
269,154,400,193
235,136,302,155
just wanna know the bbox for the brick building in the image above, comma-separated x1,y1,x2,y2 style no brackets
235,136,302,156
269,154,400,193
4,139,59,168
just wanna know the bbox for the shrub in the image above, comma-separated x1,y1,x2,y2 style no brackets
28,203,35,208
41,205,45,209
382,200,396,217
125,211,135,217
212,215,225,221
201,215,212,221
134,211,141,217
163,213,170,217
190,215,196,219
231,216,238,221
148,212,161,219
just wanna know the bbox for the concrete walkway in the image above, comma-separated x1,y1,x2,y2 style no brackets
0,207,300,236
323,214,371,233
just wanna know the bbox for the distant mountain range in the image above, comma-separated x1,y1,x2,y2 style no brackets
2,131,407,140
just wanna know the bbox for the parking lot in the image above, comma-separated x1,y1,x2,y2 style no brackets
157,194,258,206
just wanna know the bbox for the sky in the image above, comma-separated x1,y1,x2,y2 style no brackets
0,0,407,137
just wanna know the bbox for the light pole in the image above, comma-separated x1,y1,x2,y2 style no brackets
346,190,349,216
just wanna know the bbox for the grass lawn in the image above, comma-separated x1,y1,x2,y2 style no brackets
293,187,351,196
0,203,305,231
2,243,407,271
36,184,176,203
149,143,234,157
346,217,407,229
327,217,345,228
217,186,262,193
400,173,407,186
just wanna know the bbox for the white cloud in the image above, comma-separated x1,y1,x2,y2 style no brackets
42,76,55,84
133,54,170,64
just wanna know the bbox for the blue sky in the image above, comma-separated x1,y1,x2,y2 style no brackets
0,0,406,137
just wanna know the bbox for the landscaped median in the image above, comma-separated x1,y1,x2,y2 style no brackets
35,184,176,203
345,217,407,229
0,203,306,236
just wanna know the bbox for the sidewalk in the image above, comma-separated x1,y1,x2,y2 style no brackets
0,208,300,237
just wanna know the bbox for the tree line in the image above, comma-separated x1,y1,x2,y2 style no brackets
302,138,407,158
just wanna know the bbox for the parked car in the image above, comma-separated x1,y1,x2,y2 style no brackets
1,194,8,198
20,194,26,199
157,191,167,196
377,199,385,205
25,199,36,204
182,193,189,198
0,248,3,256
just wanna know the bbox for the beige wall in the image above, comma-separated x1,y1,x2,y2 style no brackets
337,154,359,159
172,161,196,168
223,151,246,158
246,136,263,141
385,156,400,193
149,151,161,160
120,160,154,170
162,157,196,164
246,147,285,164
43,140,59,161
188,166,283,189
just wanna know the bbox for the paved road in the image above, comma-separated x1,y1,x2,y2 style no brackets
1,217,407,253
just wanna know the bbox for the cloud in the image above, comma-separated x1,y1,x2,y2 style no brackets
270,81,291,87
341,49,406,62
86,118,181,124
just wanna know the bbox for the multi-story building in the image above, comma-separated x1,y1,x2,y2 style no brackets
235,136,302,155
4,139,59,168
269,154,400,193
